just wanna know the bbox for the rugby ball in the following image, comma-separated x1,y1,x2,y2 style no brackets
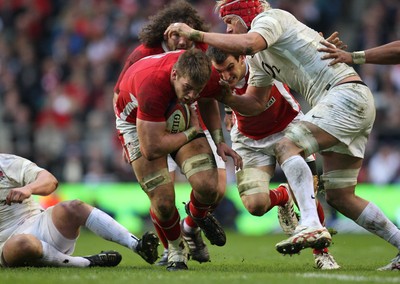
165,102,191,133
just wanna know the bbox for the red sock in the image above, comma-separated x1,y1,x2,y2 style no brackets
150,207,181,242
313,247,329,254
149,209,168,249
269,185,289,208
184,215,198,228
316,200,326,226
189,190,210,219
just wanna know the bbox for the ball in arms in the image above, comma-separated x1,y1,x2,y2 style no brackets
165,102,191,133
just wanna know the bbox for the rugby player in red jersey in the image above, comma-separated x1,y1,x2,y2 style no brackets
114,48,242,271
113,0,227,266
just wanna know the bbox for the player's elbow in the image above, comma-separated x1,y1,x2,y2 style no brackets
241,34,265,55
47,173,59,192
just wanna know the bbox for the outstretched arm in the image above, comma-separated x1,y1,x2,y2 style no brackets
318,40,400,65
164,23,267,55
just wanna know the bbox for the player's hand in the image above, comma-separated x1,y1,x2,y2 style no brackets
216,142,243,170
224,113,234,132
323,31,347,50
318,40,353,66
5,186,32,205
188,105,202,132
216,79,233,104
165,23,195,41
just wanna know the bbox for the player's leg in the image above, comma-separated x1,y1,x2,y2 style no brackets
1,211,121,268
132,156,188,271
322,151,400,270
232,129,298,234
180,131,226,263
303,158,340,269
274,122,337,254
51,200,159,264
155,155,180,266
175,136,226,247
119,123,186,270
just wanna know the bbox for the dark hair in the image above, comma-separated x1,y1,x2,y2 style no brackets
139,0,209,47
175,49,212,87
206,45,240,64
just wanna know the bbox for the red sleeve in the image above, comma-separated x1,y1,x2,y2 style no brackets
114,45,164,94
198,68,222,99
136,75,173,123
195,42,209,52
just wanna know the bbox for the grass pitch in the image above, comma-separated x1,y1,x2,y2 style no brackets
1,231,399,284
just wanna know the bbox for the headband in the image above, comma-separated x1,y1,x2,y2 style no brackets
219,0,264,28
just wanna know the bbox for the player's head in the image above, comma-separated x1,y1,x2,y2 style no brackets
207,46,246,88
216,0,270,33
172,49,212,104
139,0,209,50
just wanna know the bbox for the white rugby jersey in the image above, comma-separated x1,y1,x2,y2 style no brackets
0,154,43,244
248,9,358,107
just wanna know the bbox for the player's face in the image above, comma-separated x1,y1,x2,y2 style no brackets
166,31,195,50
223,16,248,34
212,55,246,88
172,70,204,104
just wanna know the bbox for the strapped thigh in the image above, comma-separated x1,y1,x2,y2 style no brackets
284,123,319,157
236,167,271,196
139,168,172,193
181,153,216,179
320,168,360,190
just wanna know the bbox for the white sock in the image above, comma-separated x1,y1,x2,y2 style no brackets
281,155,322,228
40,241,90,267
182,219,200,233
356,202,400,250
85,208,139,251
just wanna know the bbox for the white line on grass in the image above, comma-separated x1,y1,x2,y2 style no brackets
297,272,400,283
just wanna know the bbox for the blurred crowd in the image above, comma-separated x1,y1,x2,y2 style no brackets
1,0,400,185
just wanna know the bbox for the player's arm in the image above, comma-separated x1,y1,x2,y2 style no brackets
137,115,200,161
164,23,267,55
197,98,243,169
220,83,272,116
318,40,400,65
5,170,58,205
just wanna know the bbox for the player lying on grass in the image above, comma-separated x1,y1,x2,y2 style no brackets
0,153,159,268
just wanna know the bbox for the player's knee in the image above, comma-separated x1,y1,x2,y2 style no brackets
153,196,176,218
321,169,359,208
3,234,42,265
280,123,319,159
242,194,268,216
64,199,86,212
236,168,271,213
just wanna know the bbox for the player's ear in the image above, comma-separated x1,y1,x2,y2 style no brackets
171,69,178,81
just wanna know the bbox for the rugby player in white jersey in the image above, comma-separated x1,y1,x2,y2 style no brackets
207,45,339,269
0,153,159,267
165,0,400,271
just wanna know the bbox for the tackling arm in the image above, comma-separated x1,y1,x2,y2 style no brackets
164,23,267,55
221,84,272,116
319,40,400,65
